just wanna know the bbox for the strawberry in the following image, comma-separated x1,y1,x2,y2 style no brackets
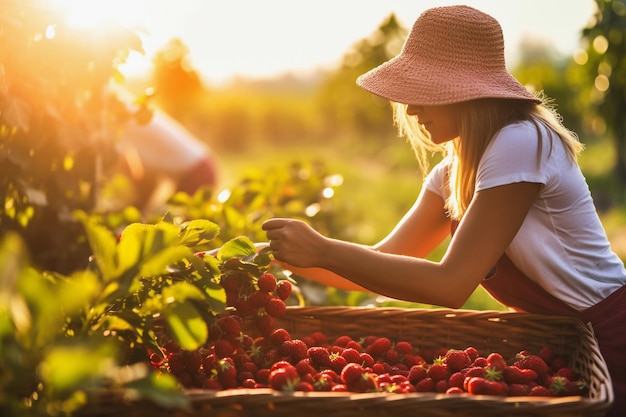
508,383,531,396
529,385,553,396
269,364,300,391
340,363,366,386
395,341,413,355
309,331,328,346
445,349,470,372
414,377,435,392
330,353,348,374
515,354,550,378
555,366,579,381
427,358,450,382
213,339,235,358
366,337,392,357
295,358,317,377
270,328,291,346
248,290,272,309
539,346,555,366
435,379,449,393
216,315,242,339
254,313,275,336
383,348,400,365
313,371,336,391
359,352,375,368
503,365,537,384
257,272,277,292
275,280,292,301
345,340,362,351
216,357,237,389
294,381,314,392
285,339,309,363
464,346,479,362
333,335,353,347
446,387,464,394
486,352,507,372
265,297,287,318
466,377,506,396
308,346,332,369
341,347,362,364
448,371,465,388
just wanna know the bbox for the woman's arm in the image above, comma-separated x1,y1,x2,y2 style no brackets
263,182,540,307
262,187,450,291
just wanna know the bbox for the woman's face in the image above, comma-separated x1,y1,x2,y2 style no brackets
406,104,459,144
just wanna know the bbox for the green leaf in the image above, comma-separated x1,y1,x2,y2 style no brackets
161,281,207,304
39,342,118,393
78,214,118,282
217,236,257,261
125,372,189,410
177,219,219,248
138,246,193,278
164,302,208,350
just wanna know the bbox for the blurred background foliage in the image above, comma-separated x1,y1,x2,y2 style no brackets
2,0,626,304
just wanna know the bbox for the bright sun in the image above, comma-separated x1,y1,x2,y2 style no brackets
51,0,155,76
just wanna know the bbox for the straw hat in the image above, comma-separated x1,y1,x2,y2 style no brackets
356,5,540,105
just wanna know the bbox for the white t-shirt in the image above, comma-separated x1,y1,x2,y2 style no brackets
424,120,626,311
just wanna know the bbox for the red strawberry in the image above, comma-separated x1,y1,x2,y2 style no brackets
266,297,287,318
257,272,277,292
270,328,291,346
309,331,328,346
445,349,470,372
555,367,579,381
285,339,309,363
446,387,464,394
395,341,413,355
308,346,332,369
216,315,242,339
295,359,317,377
269,364,300,391
254,313,275,336
435,379,449,393
330,353,348,374
366,337,392,357
294,381,314,392
345,340,362,351
414,377,435,392
341,347,362,364
539,346,555,365
213,339,235,358
515,354,550,378
384,348,400,365
503,365,537,384
529,385,553,396
216,357,237,389
464,346,479,362
333,335,353,347
508,383,531,396
275,280,292,300
448,371,465,388
486,352,507,372
427,358,450,382
359,352,375,368
340,363,366,386
466,377,506,396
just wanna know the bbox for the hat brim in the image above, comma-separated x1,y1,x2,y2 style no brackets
357,54,541,106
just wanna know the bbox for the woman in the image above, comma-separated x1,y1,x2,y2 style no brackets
262,5,625,415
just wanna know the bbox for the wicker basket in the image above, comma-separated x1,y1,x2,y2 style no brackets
80,306,613,417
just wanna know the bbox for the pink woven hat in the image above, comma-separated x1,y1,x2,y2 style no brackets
356,5,540,106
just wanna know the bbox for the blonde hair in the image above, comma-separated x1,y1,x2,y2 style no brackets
392,97,583,220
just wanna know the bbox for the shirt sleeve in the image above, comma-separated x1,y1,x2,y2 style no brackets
476,121,551,192
423,158,449,198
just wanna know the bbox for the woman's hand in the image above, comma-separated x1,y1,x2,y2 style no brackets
262,218,328,268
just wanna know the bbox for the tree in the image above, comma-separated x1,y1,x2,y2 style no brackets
0,0,143,273
581,0,626,189
315,14,407,141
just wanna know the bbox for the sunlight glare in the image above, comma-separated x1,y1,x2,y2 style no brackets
54,0,150,29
